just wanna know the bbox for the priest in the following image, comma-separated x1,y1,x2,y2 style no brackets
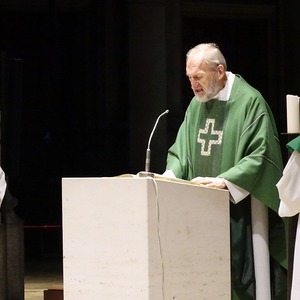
163,43,287,299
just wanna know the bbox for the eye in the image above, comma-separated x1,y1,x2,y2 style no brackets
188,75,203,81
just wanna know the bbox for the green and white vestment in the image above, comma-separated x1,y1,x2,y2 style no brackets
166,74,287,299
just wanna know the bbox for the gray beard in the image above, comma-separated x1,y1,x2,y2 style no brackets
195,95,210,103
194,91,218,103
194,80,220,103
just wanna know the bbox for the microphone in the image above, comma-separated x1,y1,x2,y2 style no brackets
138,109,169,177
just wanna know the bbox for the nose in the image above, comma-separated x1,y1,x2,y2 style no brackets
190,79,199,89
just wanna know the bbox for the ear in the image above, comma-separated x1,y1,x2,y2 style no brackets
217,64,226,79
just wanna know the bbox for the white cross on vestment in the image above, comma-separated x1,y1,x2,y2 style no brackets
197,118,223,156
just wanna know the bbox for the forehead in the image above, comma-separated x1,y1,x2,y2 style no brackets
186,55,210,75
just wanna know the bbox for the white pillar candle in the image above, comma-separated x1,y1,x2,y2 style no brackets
286,94,300,133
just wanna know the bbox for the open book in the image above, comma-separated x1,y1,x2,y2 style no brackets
115,173,206,187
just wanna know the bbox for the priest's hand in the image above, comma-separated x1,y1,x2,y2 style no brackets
191,177,226,189
161,169,176,178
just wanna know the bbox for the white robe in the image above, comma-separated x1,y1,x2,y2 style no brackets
277,150,300,299
0,167,6,206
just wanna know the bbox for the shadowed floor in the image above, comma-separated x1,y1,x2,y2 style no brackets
24,258,63,300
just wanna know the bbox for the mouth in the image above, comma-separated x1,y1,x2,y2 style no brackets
195,88,204,94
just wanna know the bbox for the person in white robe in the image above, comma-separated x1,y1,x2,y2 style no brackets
277,135,300,300
0,166,7,207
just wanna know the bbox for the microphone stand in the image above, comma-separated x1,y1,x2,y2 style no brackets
138,109,169,177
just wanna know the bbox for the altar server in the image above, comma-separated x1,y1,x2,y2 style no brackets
277,135,300,300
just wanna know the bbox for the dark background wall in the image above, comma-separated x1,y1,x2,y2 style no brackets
0,0,298,257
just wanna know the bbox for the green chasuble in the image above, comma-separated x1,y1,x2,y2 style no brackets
166,75,287,299
287,135,300,153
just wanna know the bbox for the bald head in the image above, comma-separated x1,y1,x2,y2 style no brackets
186,43,227,71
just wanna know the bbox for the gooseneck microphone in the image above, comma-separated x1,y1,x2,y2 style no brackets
138,109,169,177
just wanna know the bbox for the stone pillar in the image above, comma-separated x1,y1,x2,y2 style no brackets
1,191,24,300
0,52,24,300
